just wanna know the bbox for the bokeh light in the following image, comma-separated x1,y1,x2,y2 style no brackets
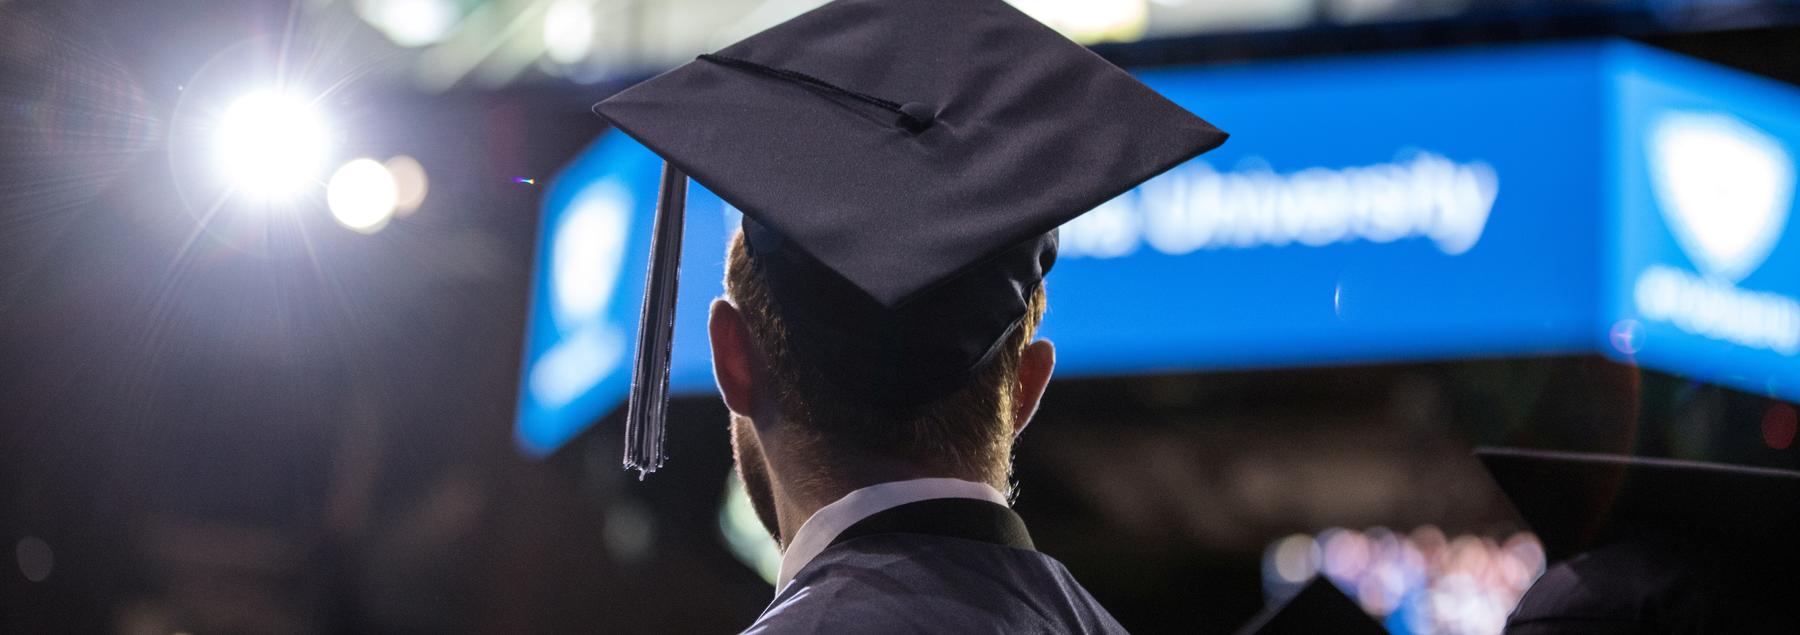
1267,533,1322,583
1006,0,1149,43
355,0,461,48
602,502,655,564
1762,403,1797,450
544,0,596,65
385,154,430,216
719,474,780,586
327,158,398,233
1609,319,1643,355
1263,526,1544,635
215,91,330,202
15,536,54,583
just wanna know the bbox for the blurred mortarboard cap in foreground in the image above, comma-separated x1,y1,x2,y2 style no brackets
1478,448,1800,633
1234,576,1388,635
594,0,1227,476
1476,447,1800,563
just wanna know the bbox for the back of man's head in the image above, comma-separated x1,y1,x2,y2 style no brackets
723,230,1047,487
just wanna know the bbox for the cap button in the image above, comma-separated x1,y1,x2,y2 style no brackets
897,102,936,133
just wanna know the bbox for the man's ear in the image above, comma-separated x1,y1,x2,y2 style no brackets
1011,339,1055,437
709,299,761,418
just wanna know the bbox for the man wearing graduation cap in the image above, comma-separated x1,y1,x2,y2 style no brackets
592,0,1225,631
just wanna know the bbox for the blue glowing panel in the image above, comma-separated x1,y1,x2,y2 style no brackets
1046,44,1603,374
1605,44,1800,400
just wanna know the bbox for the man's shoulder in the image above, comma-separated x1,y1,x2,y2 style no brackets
743,534,1126,634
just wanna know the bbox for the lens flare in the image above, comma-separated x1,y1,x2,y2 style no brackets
327,159,397,233
215,91,329,201
544,0,596,64
384,155,429,216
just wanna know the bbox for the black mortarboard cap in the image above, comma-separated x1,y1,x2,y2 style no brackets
1476,447,1800,563
1479,448,1800,632
594,0,1227,476
1234,576,1388,635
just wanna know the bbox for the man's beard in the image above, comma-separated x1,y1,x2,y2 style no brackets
729,414,785,547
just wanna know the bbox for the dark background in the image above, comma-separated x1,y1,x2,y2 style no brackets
4,1,1800,632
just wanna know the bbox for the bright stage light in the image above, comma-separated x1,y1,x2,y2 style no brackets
327,159,398,233
215,91,329,201
357,0,461,48
544,0,596,64
1007,0,1148,43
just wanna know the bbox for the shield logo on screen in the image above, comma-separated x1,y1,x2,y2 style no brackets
1648,111,1795,282
529,179,634,408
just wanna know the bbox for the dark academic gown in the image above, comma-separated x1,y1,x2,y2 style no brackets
742,498,1128,634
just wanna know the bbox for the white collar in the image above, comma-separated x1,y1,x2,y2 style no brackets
775,477,1009,592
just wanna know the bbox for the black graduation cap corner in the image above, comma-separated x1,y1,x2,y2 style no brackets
1475,447,1800,563
1234,576,1389,635
594,0,1227,477
1478,448,1800,631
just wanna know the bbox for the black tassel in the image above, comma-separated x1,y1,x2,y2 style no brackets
623,161,688,479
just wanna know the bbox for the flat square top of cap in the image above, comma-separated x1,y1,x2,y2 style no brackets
1476,447,1800,562
595,0,1225,308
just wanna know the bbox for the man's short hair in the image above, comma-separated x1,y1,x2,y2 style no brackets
724,230,1047,485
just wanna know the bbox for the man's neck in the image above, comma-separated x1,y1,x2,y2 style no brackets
769,453,984,548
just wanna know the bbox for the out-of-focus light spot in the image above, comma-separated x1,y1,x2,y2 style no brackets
514,177,536,185
1762,403,1797,450
1500,532,1547,589
327,159,397,233
603,502,655,563
1264,528,1542,634
1006,0,1148,43
1268,534,1321,583
544,0,596,65
16,536,53,582
384,155,429,216
1357,562,1407,616
215,91,329,201
1448,534,1492,578
1330,0,1429,24
1609,319,1643,355
720,473,780,586
1321,528,1371,582
1410,525,1448,567
356,0,461,47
